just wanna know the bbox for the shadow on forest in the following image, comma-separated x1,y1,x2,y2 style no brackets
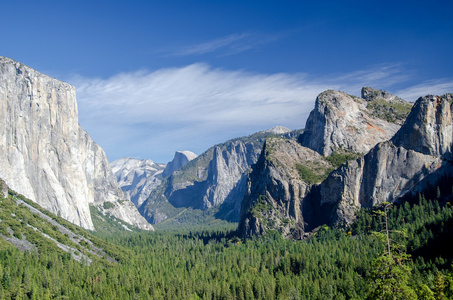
175,229,240,245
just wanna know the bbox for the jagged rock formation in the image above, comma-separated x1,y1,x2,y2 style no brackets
361,86,407,104
239,91,452,239
298,89,408,156
239,88,414,238
239,138,329,239
361,87,413,125
140,128,297,224
262,126,292,135
318,94,452,227
111,157,166,208
0,57,152,231
162,151,198,178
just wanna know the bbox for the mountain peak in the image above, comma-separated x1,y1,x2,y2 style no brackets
262,126,291,135
392,94,452,157
0,58,152,231
361,87,407,104
299,89,401,156
162,150,198,178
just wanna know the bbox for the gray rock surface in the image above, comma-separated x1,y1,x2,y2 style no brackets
141,128,294,224
299,89,403,156
0,57,152,230
239,138,328,239
111,157,166,207
162,151,197,178
361,86,407,104
239,92,453,239
321,94,453,227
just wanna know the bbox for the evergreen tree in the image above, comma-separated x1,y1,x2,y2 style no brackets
367,202,417,299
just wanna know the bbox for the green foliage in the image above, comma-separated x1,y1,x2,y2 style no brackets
366,202,417,299
0,177,451,299
102,201,115,210
153,207,237,232
90,205,137,234
367,253,416,299
250,195,274,217
324,151,359,168
295,151,359,184
296,163,332,184
366,98,412,124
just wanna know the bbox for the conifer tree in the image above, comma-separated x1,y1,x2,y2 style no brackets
367,202,417,299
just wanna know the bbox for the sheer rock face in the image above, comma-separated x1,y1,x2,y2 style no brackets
240,89,405,238
202,142,254,209
391,95,452,157
165,140,261,212
140,130,282,224
0,57,152,231
239,138,327,239
361,86,407,104
111,157,166,208
162,151,197,178
320,94,453,227
299,90,401,156
239,90,451,239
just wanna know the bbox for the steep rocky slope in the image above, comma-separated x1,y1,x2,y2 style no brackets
140,127,300,224
239,88,414,238
298,88,409,156
239,138,330,239
111,157,166,208
0,179,124,263
0,57,152,231
317,94,452,228
162,151,198,178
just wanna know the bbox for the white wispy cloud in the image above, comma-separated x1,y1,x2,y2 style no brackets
170,33,252,56
396,79,453,101
68,63,451,163
167,32,283,57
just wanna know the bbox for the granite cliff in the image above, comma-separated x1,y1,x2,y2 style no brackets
298,89,404,156
318,94,452,228
111,157,166,208
162,151,198,178
139,127,300,224
239,88,415,238
111,151,196,211
0,57,152,231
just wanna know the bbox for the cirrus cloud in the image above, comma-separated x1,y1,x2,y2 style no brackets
68,63,452,163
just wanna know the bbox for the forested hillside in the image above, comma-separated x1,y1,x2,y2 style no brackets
0,176,452,299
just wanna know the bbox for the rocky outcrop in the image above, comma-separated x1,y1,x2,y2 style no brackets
111,157,166,207
361,87,413,125
391,95,452,157
239,92,452,239
0,57,152,231
298,89,406,156
319,94,452,227
262,126,292,135
0,179,8,199
141,128,295,224
361,86,407,104
239,138,330,239
160,139,262,217
162,151,197,178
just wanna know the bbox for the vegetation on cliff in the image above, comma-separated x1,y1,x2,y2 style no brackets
0,177,451,299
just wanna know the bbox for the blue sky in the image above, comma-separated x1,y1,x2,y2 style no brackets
2,0,453,163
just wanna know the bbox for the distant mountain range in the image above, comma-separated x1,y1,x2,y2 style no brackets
112,86,453,239
112,126,303,226
1,56,451,239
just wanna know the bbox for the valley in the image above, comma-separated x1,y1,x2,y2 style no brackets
0,57,451,299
